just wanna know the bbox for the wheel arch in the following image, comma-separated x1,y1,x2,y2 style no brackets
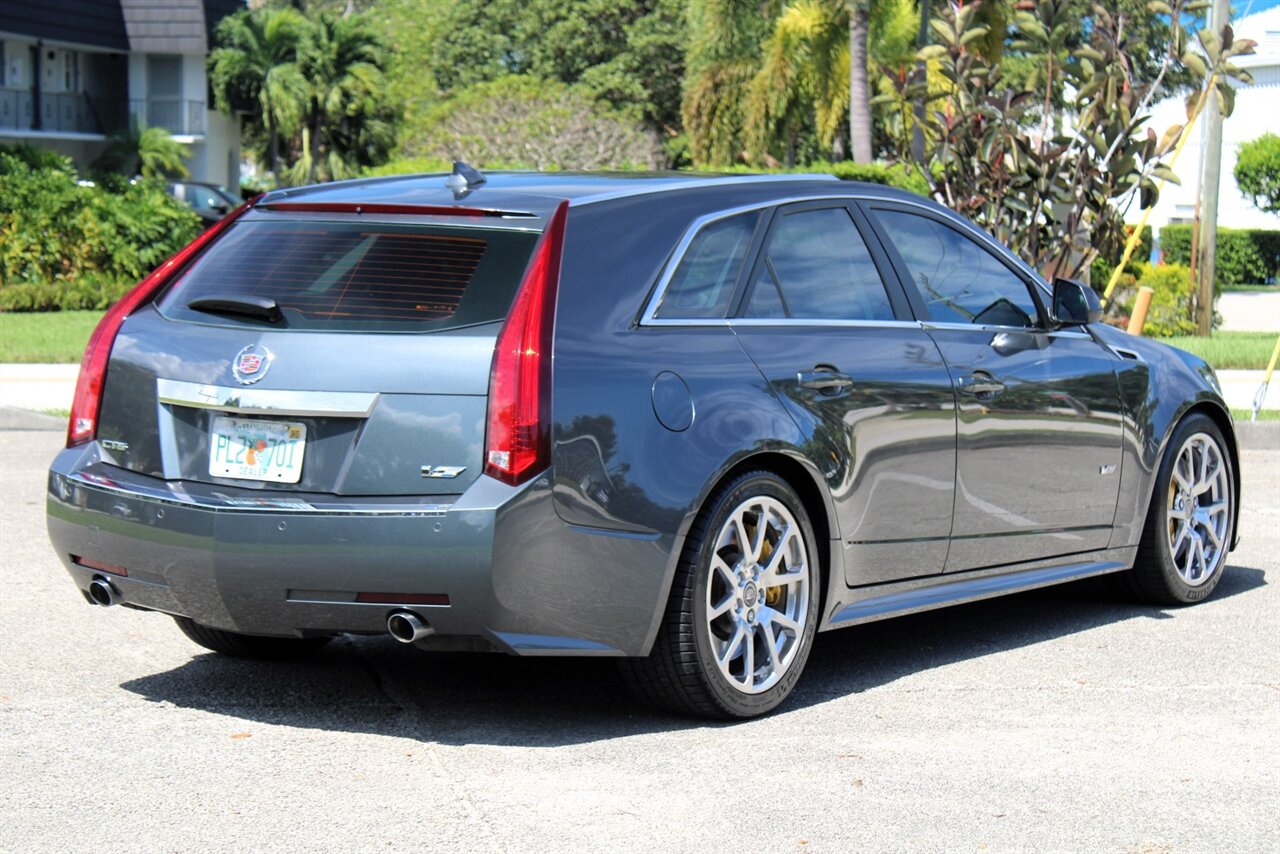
683,450,840,630
1155,400,1241,551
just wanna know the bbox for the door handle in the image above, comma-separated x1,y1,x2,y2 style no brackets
798,368,854,394
958,371,1004,396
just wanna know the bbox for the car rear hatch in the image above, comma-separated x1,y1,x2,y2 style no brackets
92,207,543,497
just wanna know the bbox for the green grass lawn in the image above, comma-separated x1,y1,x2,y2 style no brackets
1232,408,1280,421
1221,283,1279,293
0,310,103,363
1158,331,1280,370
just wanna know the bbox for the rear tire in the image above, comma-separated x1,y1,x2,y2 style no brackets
620,471,820,719
1123,413,1235,606
173,616,332,660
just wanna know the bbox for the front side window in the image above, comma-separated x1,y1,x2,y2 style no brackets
874,209,1041,328
744,206,894,322
653,211,760,319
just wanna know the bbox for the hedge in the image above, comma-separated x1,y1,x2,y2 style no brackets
1160,224,1280,287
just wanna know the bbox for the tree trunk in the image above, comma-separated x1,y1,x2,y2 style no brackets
307,116,321,184
268,118,280,186
911,0,930,164
848,2,873,163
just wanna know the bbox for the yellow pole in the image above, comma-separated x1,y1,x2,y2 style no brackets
1103,74,1220,307
1251,334,1280,422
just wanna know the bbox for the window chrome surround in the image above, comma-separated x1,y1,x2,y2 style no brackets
570,173,839,208
157,378,378,418
638,193,1059,329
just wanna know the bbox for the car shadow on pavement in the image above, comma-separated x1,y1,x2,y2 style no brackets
120,565,1265,745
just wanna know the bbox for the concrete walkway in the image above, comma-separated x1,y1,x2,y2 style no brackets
1218,290,1280,332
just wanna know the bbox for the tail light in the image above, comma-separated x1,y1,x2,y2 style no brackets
483,201,568,486
66,203,251,447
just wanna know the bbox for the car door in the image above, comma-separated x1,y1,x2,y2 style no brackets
862,201,1125,572
729,201,958,586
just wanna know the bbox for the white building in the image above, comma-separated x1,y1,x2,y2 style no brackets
1132,5,1280,232
0,0,243,187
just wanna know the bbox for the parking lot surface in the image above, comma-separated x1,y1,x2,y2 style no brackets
2,430,1277,852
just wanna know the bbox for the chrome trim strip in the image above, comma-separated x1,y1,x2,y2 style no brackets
157,378,378,418
921,321,1091,338
827,559,1127,627
570,174,839,208
57,471,453,517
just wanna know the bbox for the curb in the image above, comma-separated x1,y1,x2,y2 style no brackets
0,406,66,432
1234,420,1280,451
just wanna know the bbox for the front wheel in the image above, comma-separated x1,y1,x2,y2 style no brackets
1126,413,1236,605
621,471,820,719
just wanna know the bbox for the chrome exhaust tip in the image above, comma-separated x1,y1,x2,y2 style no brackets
387,610,433,644
88,577,121,607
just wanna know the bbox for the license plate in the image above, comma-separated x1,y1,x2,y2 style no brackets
208,416,306,483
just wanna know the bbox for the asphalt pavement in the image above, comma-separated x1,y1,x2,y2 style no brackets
1,430,1277,852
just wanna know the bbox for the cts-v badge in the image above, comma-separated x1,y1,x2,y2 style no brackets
231,344,272,385
421,465,467,479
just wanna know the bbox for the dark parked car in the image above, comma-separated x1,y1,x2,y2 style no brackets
168,181,243,227
48,168,1240,718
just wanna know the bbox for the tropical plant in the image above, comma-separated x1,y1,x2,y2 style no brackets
879,0,1256,283
682,0,772,167
208,7,308,184
91,121,190,178
1234,132,1280,215
291,10,394,183
746,0,918,165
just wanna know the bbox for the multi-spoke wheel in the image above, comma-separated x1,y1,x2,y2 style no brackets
1127,414,1236,605
620,471,820,718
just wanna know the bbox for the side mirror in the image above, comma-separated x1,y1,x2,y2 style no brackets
1050,278,1102,326
208,200,230,215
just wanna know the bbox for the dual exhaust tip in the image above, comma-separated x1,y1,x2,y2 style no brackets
386,610,433,644
88,578,432,645
88,577,121,607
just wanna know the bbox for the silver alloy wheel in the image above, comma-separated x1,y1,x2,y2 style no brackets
1166,431,1231,587
705,496,810,694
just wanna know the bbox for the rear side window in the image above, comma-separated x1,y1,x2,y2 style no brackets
653,211,760,319
159,220,538,331
745,207,894,322
873,209,1041,328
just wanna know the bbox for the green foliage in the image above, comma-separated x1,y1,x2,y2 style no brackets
209,6,394,184
91,121,191,179
1128,262,1197,338
1234,132,1280,214
880,0,1255,289
1091,225,1153,286
388,0,684,136
0,150,200,306
1160,225,1280,287
682,0,772,166
399,76,661,170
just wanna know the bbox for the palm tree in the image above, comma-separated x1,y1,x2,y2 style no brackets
92,120,190,178
294,11,388,183
748,0,916,164
208,8,307,185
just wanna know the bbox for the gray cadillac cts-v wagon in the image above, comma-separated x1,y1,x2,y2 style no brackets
47,169,1240,718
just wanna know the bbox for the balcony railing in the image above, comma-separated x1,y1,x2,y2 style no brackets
0,89,127,135
130,98,206,136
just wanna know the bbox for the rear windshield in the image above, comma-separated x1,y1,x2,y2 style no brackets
158,220,539,331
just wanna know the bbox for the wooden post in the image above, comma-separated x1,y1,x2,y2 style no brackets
1128,286,1155,336
1195,0,1230,337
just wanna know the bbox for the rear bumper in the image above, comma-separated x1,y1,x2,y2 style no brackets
47,445,676,657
